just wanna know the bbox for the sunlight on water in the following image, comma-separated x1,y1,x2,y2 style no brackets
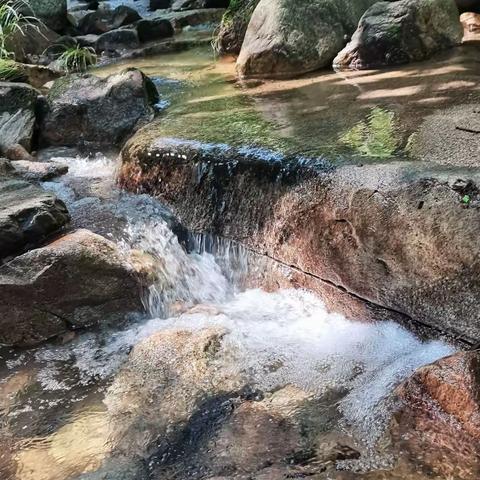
0,153,455,479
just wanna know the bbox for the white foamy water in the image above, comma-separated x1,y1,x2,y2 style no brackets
0,152,455,479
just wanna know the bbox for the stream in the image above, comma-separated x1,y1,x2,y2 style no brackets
2,44,478,479
0,152,454,480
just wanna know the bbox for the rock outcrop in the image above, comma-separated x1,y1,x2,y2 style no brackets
392,350,480,479
78,6,142,35
0,229,143,346
0,82,38,154
214,0,260,55
29,0,67,32
39,69,158,148
236,0,378,78
120,136,480,343
0,176,69,259
334,0,462,70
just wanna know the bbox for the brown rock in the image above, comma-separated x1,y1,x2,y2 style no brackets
0,229,144,346
392,350,480,479
3,144,34,161
119,136,480,342
461,12,480,42
0,176,69,259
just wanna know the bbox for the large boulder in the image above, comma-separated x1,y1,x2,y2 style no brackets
0,177,69,259
78,6,142,35
39,69,158,148
333,0,463,70
4,24,60,63
120,136,480,343
236,0,378,79
0,229,144,346
392,350,480,479
0,82,38,154
28,0,67,32
214,0,260,55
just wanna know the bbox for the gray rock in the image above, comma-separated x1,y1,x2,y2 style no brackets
11,160,69,181
0,229,144,346
95,28,140,54
78,6,142,35
237,0,378,79
29,0,67,31
75,33,100,48
149,0,171,11
214,0,260,55
39,69,158,148
172,0,229,10
0,177,69,259
5,24,60,63
136,18,174,43
0,82,38,153
333,0,463,70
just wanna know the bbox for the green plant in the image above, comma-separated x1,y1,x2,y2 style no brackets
55,45,97,73
0,0,40,59
0,57,24,80
212,0,258,54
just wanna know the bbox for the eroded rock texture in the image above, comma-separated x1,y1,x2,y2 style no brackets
120,136,480,342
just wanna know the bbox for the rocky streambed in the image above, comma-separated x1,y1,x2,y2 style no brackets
1,1,480,478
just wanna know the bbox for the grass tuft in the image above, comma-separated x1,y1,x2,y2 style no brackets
55,45,98,73
0,0,40,59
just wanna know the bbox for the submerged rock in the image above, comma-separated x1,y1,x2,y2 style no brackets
0,177,69,259
120,136,480,343
333,0,462,70
0,82,38,154
104,327,244,457
39,69,158,148
392,350,480,479
0,229,143,346
236,0,378,79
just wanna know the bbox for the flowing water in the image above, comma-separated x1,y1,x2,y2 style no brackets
0,152,455,480
3,40,480,480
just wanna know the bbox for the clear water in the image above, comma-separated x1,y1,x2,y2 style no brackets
0,153,455,479
96,44,480,165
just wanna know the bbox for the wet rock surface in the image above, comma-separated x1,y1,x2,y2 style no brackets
215,0,260,55
11,160,69,181
39,69,158,148
120,136,480,343
334,0,463,70
236,0,378,79
0,176,69,259
0,82,39,154
392,350,480,479
0,228,144,346
78,6,142,35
